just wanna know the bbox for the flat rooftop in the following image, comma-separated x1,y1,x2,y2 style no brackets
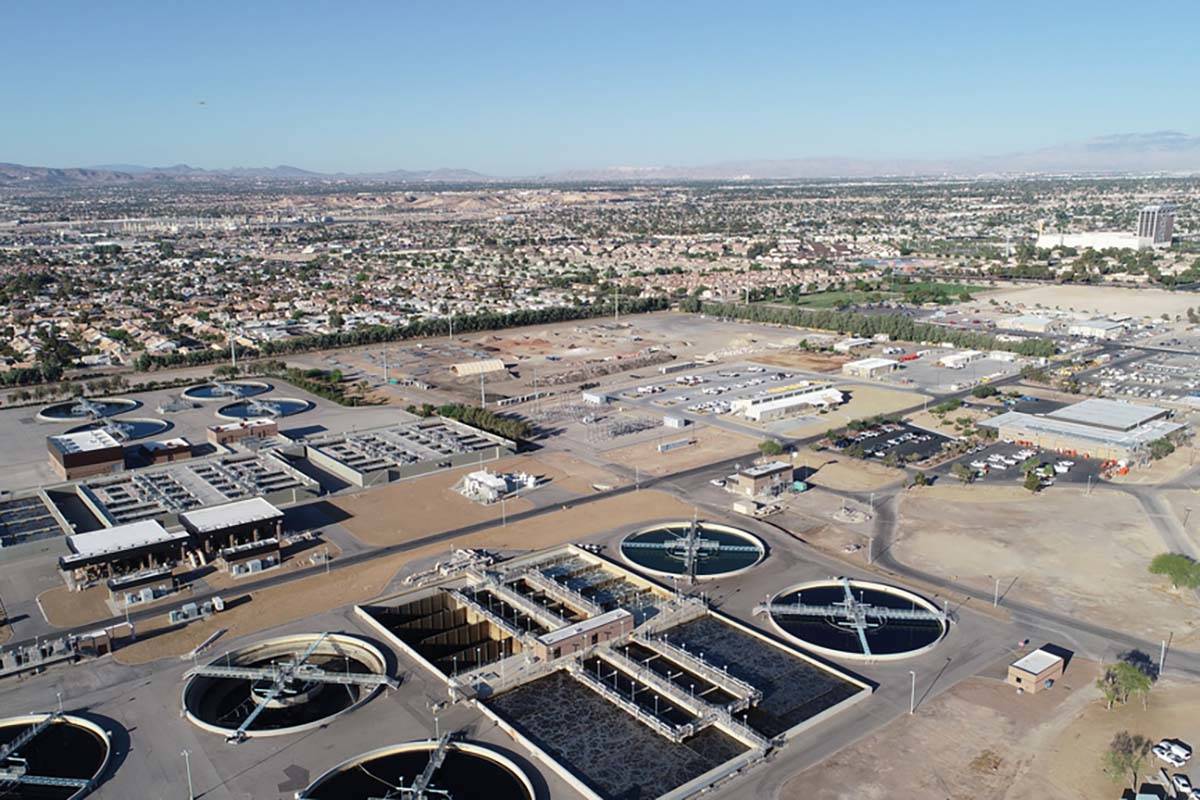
66,519,188,559
1011,648,1063,675
536,608,632,647
739,460,793,478
1046,398,1168,431
179,496,283,533
844,357,898,370
980,410,1182,451
48,429,122,454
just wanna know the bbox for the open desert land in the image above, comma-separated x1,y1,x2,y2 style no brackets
1008,678,1200,799
329,452,624,547
892,485,1200,642
980,284,1200,318
791,451,908,492
601,424,758,476
783,663,1103,800
780,383,929,439
907,404,994,437
114,488,697,664
1109,445,1199,486
748,350,851,373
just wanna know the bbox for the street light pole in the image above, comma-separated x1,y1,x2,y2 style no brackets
181,749,194,800
993,577,1000,608
908,670,916,715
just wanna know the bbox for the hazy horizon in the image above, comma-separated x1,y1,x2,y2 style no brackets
2,1,1198,175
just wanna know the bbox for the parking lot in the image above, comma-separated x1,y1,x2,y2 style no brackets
831,421,950,464
1081,350,1200,405
939,440,1103,487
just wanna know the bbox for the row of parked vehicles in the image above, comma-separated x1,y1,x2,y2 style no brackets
967,447,1074,480
1152,738,1200,797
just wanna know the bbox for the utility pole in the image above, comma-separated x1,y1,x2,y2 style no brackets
909,670,917,715
479,373,485,407
181,749,194,800
228,330,237,372
449,314,454,340
614,280,620,323
1160,639,1167,676
993,577,1000,608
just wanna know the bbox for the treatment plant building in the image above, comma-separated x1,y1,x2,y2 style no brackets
979,398,1183,461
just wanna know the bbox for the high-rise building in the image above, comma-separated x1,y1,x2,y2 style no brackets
1137,203,1176,247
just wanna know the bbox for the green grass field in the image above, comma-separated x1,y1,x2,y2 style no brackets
790,282,988,308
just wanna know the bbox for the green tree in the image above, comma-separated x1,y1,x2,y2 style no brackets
909,471,929,488
1148,552,1200,590
1101,731,1152,791
1148,438,1175,460
1097,662,1154,711
951,463,975,484
1023,471,1042,493
758,439,785,457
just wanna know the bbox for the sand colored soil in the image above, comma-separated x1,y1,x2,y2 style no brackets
40,580,195,629
894,488,1200,641
748,351,849,373
114,490,694,665
780,384,928,439
1010,679,1200,799
328,455,592,547
908,406,993,437
783,667,1102,800
1110,446,1198,486
602,425,757,477
792,451,907,492
203,538,344,591
983,284,1200,318
530,450,624,494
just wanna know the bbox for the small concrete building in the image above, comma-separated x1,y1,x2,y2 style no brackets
47,429,125,481
206,417,278,447
842,357,899,379
732,461,794,499
938,350,984,370
179,497,284,556
581,391,611,405
140,437,192,465
533,608,633,660
1007,648,1064,694
833,337,873,354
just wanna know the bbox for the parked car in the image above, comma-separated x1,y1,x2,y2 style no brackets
1172,774,1192,794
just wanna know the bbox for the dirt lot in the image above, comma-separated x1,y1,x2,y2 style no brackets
1110,446,1198,486
908,405,993,437
792,451,907,492
893,485,1200,642
329,453,614,547
784,665,1102,800
1010,678,1200,799
113,489,695,664
983,284,1200,318
749,351,849,373
602,425,757,477
780,384,928,439
529,450,624,494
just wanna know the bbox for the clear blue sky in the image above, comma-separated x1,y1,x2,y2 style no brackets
1,0,1197,175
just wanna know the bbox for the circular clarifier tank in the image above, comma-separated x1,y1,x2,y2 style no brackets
37,397,138,422
182,634,390,740
215,397,310,420
619,521,765,579
66,417,171,442
767,578,947,661
0,713,112,799
297,739,535,800
181,380,271,401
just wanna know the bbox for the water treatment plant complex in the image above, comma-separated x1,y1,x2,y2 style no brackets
0,311,1193,799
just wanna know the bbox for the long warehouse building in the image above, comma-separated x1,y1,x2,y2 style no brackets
979,398,1184,460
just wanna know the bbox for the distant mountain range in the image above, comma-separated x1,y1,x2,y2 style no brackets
2,131,1198,186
